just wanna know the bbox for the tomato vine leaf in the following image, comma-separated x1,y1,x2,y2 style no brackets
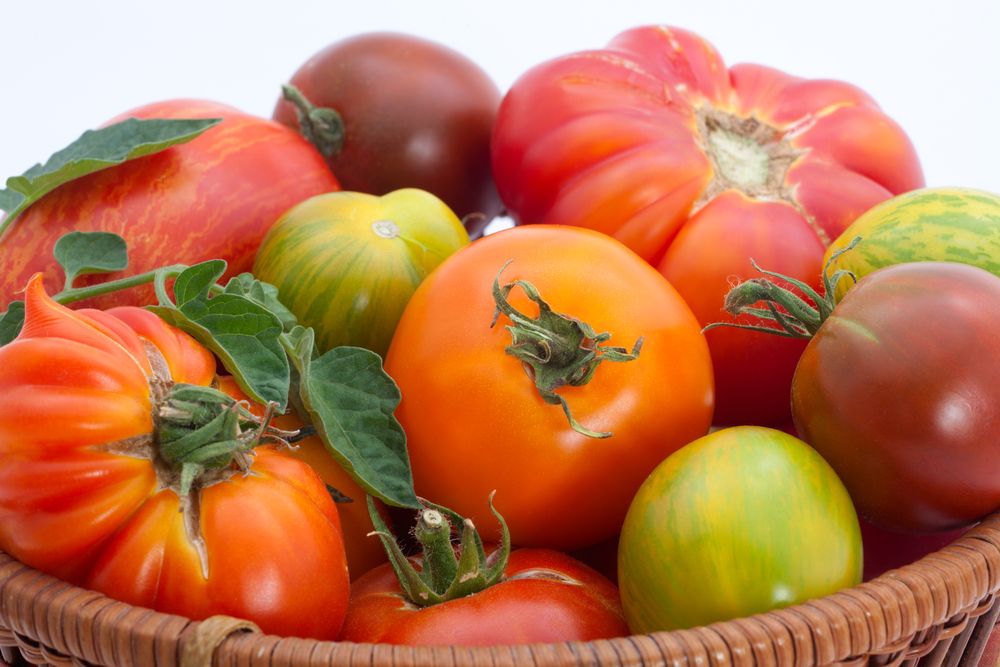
0,302,24,346
53,232,129,289
224,274,298,332
150,262,289,410
0,117,221,236
287,326,419,509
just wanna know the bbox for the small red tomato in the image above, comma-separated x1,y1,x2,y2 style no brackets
339,499,628,645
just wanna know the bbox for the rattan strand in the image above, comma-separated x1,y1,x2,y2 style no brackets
0,514,998,666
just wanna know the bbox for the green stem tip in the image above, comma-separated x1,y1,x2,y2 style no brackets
366,492,510,607
704,237,862,339
280,84,345,159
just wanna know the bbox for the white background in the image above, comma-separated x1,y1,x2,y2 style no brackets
1,0,998,192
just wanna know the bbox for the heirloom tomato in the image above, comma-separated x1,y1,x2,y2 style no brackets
719,256,1000,532
618,426,862,632
492,25,924,425
0,277,349,639
786,262,1000,533
252,188,468,356
274,33,501,224
824,187,1000,299
385,225,714,550
0,99,338,310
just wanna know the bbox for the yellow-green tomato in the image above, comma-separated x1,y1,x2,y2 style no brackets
253,189,468,356
825,187,1000,299
618,426,861,633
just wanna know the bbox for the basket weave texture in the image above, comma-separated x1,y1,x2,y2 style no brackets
1,514,999,667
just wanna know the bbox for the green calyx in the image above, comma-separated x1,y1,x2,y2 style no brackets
490,262,643,439
704,237,862,339
280,84,345,159
366,492,511,607
156,383,296,496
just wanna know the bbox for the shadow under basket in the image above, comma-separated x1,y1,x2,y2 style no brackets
1,514,999,667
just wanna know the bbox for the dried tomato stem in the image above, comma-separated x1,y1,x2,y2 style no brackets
490,262,643,438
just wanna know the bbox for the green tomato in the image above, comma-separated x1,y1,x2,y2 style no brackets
253,188,468,356
618,426,862,633
825,187,1000,299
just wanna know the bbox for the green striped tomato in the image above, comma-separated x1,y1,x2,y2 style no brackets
825,187,1000,298
253,189,469,356
618,426,862,633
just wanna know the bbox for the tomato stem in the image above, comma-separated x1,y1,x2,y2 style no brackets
281,84,345,159
490,262,642,439
365,492,511,607
704,237,862,338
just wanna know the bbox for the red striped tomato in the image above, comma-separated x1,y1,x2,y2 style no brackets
0,99,339,310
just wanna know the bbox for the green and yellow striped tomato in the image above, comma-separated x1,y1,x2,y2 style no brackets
253,189,468,356
618,426,862,633
825,187,1000,299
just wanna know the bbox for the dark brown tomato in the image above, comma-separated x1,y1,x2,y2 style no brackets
273,32,502,221
792,262,1000,533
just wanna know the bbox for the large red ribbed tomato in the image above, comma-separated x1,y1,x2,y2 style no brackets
0,99,339,310
492,26,924,425
0,277,349,640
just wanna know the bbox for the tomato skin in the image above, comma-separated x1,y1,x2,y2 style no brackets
792,262,1000,533
217,376,387,580
824,187,1000,299
492,26,924,425
339,549,628,645
385,225,714,550
0,278,349,639
273,33,501,220
253,189,469,356
0,99,338,310
618,426,862,633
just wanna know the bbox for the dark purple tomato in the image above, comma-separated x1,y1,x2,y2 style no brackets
273,32,502,224
792,262,1000,533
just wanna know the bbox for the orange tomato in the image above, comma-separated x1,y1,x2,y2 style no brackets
218,376,388,579
385,225,714,550
0,277,349,639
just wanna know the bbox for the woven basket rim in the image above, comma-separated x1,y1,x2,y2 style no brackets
1,513,999,666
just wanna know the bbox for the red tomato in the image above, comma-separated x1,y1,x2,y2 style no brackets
492,26,924,425
0,99,339,310
273,33,501,222
339,548,628,645
0,277,349,640
385,225,714,550
792,262,1000,533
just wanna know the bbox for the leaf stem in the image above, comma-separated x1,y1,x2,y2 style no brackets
53,265,189,307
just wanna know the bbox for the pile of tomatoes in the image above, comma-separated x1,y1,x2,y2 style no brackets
1,26,999,648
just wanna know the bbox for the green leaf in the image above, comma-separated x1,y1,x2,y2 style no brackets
0,117,222,233
172,260,226,306
224,274,298,332
53,231,128,288
288,329,418,509
150,265,289,410
0,301,25,346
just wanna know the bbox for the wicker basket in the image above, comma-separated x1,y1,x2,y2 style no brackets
1,513,998,667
